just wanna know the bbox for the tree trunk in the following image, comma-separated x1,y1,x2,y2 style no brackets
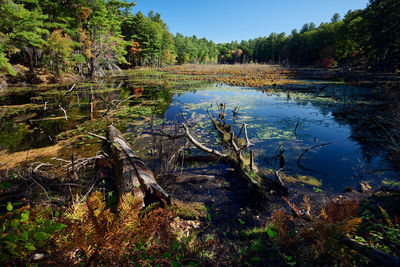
106,125,171,206
23,46,34,73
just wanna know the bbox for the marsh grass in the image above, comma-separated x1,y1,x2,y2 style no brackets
162,64,302,88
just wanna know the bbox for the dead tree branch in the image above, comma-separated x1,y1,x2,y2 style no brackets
297,143,331,167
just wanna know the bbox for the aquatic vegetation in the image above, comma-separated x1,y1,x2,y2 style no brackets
280,172,322,187
254,125,297,141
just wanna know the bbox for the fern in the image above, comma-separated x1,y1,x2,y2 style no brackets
139,201,160,217
378,205,393,227
337,218,362,235
57,191,200,265
320,208,328,220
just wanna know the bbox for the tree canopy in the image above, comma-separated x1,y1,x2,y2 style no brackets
0,0,398,79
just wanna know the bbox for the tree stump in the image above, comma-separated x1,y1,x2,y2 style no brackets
106,125,171,206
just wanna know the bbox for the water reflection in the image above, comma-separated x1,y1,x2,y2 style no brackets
163,84,398,192
1,76,398,192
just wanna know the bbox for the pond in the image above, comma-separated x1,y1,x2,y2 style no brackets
0,70,398,193
163,83,398,192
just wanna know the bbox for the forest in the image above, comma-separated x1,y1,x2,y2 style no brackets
0,0,399,82
1,0,400,266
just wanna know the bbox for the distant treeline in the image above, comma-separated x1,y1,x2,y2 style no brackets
0,0,399,79
218,0,400,71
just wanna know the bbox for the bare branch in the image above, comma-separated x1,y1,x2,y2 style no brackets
182,123,229,159
116,95,135,108
87,132,108,141
297,143,331,166
59,105,68,120
180,111,192,128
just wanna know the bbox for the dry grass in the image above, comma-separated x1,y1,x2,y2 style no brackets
0,141,67,170
162,64,301,88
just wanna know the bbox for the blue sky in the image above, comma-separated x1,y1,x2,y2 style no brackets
131,0,369,44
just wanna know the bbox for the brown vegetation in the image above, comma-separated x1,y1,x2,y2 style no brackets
162,64,301,88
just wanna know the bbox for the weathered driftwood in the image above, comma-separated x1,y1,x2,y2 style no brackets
106,125,170,205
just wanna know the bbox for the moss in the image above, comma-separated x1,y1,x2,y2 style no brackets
280,172,322,187
248,169,260,183
170,199,207,220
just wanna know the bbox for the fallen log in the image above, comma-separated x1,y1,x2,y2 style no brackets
182,122,287,195
155,105,287,195
341,236,400,267
106,125,171,206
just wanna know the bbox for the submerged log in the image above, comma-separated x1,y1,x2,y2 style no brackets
182,121,287,195
106,125,170,205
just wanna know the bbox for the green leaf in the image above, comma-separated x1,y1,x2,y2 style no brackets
44,219,51,228
266,225,277,239
21,211,30,221
25,243,36,251
313,187,322,193
6,202,13,212
22,231,29,241
53,223,67,231
34,231,48,241
0,181,11,190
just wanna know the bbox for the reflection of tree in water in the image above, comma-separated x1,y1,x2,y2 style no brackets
284,83,398,170
0,77,177,153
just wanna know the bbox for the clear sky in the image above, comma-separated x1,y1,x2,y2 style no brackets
131,0,369,44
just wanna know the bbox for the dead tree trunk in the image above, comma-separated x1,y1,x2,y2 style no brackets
341,237,400,267
155,106,287,195
106,125,171,206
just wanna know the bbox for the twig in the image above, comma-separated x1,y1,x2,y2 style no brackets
275,168,285,187
182,123,228,159
56,84,76,112
180,111,192,128
116,95,135,108
294,121,299,136
33,163,53,173
237,123,245,139
59,105,68,120
272,143,283,160
78,177,98,203
297,143,331,166
21,172,52,204
87,132,108,141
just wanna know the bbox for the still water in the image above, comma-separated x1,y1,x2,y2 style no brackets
1,76,397,192
164,84,397,192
